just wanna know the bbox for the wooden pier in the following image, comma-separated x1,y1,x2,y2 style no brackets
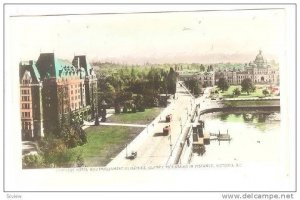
192,120,232,154
210,130,232,141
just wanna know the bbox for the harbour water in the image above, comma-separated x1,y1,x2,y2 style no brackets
191,110,281,164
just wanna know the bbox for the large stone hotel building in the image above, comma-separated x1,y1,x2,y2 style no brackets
19,53,97,140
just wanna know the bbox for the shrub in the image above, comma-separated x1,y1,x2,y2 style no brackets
233,88,241,97
262,89,270,96
22,154,45,169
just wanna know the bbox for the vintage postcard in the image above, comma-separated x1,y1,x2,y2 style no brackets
2,3,297,196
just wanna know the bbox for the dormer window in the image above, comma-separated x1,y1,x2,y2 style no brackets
22,71,32,84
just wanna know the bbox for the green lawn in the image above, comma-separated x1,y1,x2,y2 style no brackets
73,126,144,166
107,107,163,124
217,86,274,99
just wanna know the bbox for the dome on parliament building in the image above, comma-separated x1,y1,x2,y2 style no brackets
253,50,266,68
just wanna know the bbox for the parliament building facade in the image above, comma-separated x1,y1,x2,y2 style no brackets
179,51,279,87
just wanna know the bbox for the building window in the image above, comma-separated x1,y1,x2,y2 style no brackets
23,122,31,130
22,112,30,118
21,96,30,101
21,89,30,94
22,103,30,109
22,80,30,84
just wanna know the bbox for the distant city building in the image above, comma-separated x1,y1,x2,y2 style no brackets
19,53,97,140
178,71,215,87
178,51,279,87
215,51,279,85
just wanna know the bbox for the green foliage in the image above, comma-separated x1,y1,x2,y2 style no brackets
134,94,145,112
200,64,205,72
262,89,270,96
219,86,274,99
233,88,241,97
62,124,87,148
114,103,121,114
23,137,85,168
166,67,177,94
241,78,256,95
217,78,229,92
22,154,45,169
184,78,201,96
97,67,168,112
132,104,137,113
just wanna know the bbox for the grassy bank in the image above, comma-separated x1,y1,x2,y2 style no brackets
72,126,144,166
216,86,275,99
107,107,163,124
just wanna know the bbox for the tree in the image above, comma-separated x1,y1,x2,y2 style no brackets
38,137,84,168
241,78,255,95
232,87,241,97
134,94,145,112
184,78,201,96
262,89,270,96
200,64,205,72
166,67,177,94
217,78,229,92
61,123,87,148
207,65,214,72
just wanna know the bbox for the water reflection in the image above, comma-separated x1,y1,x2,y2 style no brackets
191,110,281,164
216,111,280,132
218,111,280,123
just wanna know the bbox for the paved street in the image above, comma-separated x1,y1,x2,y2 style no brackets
107,82,195,167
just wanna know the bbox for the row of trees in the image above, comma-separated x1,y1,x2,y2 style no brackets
96,67,177,114
217,78,256,95
217,77,271,97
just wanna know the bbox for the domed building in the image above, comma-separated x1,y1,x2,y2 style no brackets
253,50,266,68
215,50,279,85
